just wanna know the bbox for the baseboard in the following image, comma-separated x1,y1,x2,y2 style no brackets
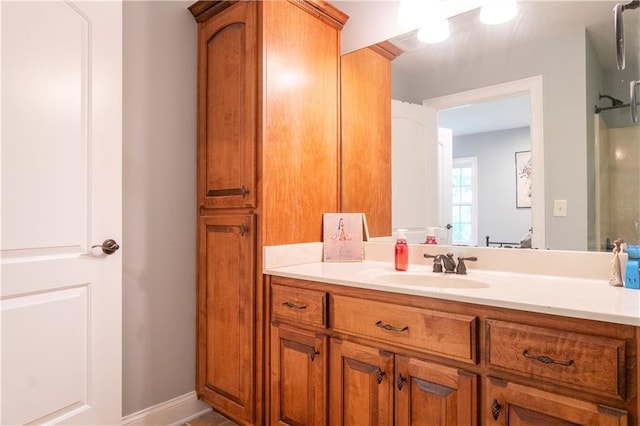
122,391,212,426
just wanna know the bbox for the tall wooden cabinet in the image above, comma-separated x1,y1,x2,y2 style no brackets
189,1,347,424
340,42,402,238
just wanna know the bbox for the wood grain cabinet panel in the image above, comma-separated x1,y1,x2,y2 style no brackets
340,43,401,238
329,339,394,426
270,324,327,426
196,1,257,210
331,294,478,363
486,319,626,400
395,355,478,426
271,283,326,328
486,377,628,425
197,214,256,421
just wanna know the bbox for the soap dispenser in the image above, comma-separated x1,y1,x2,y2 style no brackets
395,228,409,271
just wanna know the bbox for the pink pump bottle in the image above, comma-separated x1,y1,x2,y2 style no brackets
395,228,408,271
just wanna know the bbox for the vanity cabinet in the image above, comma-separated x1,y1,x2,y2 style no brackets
269,277,479,425
190,1,346,423
267,275,639,425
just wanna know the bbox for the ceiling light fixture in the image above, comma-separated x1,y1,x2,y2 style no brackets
417,19,451,44
397,0,430,29
480,0,518,25
415,0,451,44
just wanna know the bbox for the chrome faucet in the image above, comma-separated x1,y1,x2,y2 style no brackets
423,253,478,275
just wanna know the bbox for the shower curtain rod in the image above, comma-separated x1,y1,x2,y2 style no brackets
594,102,640,113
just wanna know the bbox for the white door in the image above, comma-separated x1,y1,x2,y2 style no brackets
391,100,452,242
1,1,122,424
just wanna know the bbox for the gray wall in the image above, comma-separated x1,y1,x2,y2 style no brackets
122,1,197,416
393,28,591,250
453,127,531,245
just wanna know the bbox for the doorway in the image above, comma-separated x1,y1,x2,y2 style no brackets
423,76,545,249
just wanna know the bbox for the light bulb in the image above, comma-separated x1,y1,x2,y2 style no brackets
417,19,450,44
480,0,517,25
397,0,429,29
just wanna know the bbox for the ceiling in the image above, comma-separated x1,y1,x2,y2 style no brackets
385,1,639,136
390,1,634,76
438,93,531,136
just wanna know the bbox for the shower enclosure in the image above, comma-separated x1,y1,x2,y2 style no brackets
595,109,640,249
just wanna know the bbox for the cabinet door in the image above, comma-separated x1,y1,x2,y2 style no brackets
395,355,477,426
197,214,256,422
329,339,394,425
486,377,628,425
270,324,327,425
197,2,257,209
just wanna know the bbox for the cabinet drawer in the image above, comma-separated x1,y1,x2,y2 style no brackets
271,284,326,328
486,319,626,399
331,295,478,363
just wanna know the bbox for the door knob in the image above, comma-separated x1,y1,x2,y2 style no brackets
92,239,120,255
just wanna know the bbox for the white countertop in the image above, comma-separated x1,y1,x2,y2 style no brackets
263,243,640,326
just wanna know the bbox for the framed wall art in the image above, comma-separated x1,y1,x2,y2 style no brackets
515,150,532,208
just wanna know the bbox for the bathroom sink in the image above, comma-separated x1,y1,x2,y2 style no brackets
372,273,489,289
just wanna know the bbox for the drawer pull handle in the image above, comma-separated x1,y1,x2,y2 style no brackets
376,368,386,384
282,301,307,310
207,185,250,198
310,347,320,361
491,399,502,420
375,320,409,332
522,349,574,366
397,374,407,390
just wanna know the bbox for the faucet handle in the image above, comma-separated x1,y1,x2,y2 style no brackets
423,253,444,273
456,256,478,275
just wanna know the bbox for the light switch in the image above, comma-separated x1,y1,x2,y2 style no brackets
553,199,567,217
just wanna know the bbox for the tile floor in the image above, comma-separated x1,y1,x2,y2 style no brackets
183,410,239,426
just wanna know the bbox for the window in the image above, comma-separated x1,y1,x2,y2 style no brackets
451,157,478,245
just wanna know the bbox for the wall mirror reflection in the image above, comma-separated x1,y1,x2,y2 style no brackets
334,0,640,251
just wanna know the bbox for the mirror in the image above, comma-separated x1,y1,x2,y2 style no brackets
332,0,640,251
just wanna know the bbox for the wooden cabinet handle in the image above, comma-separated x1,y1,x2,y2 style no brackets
206,185,250,198
375,320,408,332
376,368,386,384
491,399,502,420
522,349,574,366
282,301,307,310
